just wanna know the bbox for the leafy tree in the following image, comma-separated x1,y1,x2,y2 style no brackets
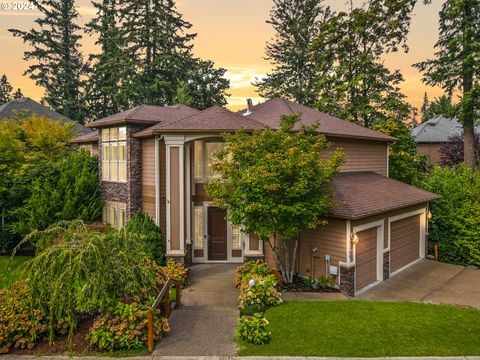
312,0,416,128
374,118,428,184
414,0,480,168
421,95,455,123
0,75,13,104
439,132,480,167
254,0,327,106
206,115,344,283
125,211,164,264
9,0,86,123
420,166,480,267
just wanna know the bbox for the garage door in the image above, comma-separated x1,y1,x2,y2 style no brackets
356,227,378,291
390,215,420,272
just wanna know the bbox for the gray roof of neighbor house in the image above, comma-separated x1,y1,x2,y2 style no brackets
0,97,89,134
411,115,480,143
238,98,397,142
86,104,199,128
332,172,440,219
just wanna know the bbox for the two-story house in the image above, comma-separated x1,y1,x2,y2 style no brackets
72,98,439,296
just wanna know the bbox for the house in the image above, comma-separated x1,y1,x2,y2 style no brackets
71,98,439,296
412,115,479,164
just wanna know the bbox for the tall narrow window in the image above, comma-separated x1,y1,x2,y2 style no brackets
101,127,127,182
206,142,225,179
193,140,203,180
102,201,127,230
193,207,204,248
232,225,242,249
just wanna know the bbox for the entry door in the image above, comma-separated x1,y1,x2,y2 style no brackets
208,207,228,260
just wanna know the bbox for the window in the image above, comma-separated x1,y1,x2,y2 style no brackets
102,127,127,182
102,201,126,229
193,140,226,181
232,225,242,249
193,207,204,249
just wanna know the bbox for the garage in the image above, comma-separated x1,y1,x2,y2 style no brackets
355,227,379,291
390,215,420,273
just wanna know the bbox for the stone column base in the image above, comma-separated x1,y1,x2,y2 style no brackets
244,254,265,263
383,252,390,280
340,265,355,297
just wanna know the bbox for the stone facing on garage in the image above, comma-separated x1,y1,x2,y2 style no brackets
383,252,390,280
340,265,355,297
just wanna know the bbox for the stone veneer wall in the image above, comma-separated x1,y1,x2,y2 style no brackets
339,265,355,297
383,252,390,280
99,124,147,220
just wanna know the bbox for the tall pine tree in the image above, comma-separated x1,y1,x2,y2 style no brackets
13,88,24,100
9,0,86,123
254,0,327,107
0,75,13,104
311,0,417,128
421,92,429,123
414,0,480,168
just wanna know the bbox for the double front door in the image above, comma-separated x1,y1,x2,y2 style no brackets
207,207,228,260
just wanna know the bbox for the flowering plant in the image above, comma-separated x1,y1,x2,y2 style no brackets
237,313,271,345
239,274,282,315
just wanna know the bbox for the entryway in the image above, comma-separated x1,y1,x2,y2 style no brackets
208,207,228,260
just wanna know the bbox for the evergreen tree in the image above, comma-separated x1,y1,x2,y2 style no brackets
13,88,24,100
254,0,327,107
0,74,13,104
9,0,86,123
414,0,480,168
422,95,455,121
85,0,133,119
312,0,417,128
421,92,430,123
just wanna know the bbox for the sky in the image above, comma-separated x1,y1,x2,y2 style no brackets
0,0,444,111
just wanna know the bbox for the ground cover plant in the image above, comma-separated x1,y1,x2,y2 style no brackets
238,301,480,356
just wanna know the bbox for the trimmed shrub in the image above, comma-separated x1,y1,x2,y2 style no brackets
420,165,480,266
125,212,164,264
87,298,170,351
239,274,282,315
237,313,271,345
160,258,188,284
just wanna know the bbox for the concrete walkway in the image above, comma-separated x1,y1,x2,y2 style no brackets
358,259,480,308
153,264,239,356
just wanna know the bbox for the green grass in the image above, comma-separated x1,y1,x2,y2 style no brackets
238,301,480,357
0,255,30,288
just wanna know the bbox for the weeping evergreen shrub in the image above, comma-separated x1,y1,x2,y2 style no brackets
20,222,157,343
125,212,164,264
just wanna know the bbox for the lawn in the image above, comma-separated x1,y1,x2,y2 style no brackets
0,255,30,288
238,300,480,357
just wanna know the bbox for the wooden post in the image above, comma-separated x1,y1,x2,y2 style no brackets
175,283,181,308
163,283,171,318
434,244,439,261
147,309,154,352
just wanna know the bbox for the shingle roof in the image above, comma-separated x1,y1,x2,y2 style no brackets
411,115,480,143
70,131,99,144
0,97,88,134
332,172,440,219
238,98,397,142
87,104,199,128
134,106,265,137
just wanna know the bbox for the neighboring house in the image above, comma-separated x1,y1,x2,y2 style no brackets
71,98,439,296
411,115,480,164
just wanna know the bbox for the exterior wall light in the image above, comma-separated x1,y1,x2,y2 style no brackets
427,211,432,220
351,232,359,245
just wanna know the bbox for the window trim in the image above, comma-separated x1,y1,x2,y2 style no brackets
101,127,127,183
193,139,225,183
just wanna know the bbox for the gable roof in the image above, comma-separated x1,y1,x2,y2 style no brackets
332,172,440,219
87,104,199,128
238,98,396,142
0,97,88,134
412,115,480,143
134,106,265,137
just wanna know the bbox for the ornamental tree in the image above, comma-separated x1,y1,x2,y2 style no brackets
205,115,344,283
439,132,480,167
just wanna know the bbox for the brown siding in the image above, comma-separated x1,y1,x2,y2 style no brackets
417,143,442,165
141,138,156,220
323,138,388,176
390,215,420,272
264,218,347,280
170,147,180,251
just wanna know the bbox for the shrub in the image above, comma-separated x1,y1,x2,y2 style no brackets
125,212,164,264
87,298,169,351
0,281,48,354
235,260,282,289
237,313,271,345
239,274,282,315
420,165,480,266
439,132,480,167
160,258,188,284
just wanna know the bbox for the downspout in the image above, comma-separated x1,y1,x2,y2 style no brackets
154,135,163,227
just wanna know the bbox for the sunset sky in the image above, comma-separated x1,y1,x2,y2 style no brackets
0,0,444,111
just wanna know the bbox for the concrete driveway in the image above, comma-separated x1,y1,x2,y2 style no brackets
358,259,480,309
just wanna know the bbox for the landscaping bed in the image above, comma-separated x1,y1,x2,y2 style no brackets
237,300,480,357
281,274,339,293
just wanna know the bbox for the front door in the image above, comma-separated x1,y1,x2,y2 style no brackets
208,207,228,260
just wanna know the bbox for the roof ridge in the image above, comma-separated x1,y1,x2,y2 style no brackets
125,105,144,120
156,105,221,128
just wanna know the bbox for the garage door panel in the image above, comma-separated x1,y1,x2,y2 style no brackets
390,215,420,272
356,227,378,290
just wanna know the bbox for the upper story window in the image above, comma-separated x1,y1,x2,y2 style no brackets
102,127,127,182
193,140,226,182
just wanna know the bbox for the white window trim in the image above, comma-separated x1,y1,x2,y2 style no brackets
101,127,127,183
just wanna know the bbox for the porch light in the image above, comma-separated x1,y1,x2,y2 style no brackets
351,232,359,245
427,211,432,220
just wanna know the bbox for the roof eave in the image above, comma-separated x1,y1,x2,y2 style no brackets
87,118,160,129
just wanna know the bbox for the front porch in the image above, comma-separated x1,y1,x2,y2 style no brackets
158,134,264,264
